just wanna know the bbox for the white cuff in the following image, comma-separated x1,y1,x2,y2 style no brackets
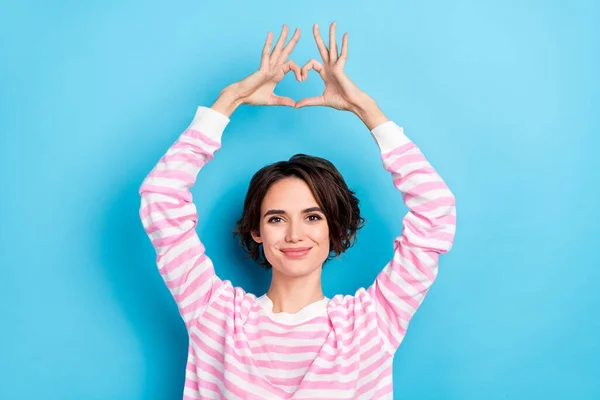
188,106,231,144
370,120,412,154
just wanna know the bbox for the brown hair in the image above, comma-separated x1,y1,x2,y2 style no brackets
233,154,366,269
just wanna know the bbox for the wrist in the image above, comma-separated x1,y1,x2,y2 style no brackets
351,96,389,131
210,86,243,118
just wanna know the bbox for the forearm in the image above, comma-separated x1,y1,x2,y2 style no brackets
351,95,389,131
139,107,227,253
375,122,456,250
210,85,244,118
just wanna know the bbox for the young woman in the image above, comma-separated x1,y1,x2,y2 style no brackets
139,22,456,400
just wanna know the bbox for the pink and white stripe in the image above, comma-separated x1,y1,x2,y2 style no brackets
139,106,456,399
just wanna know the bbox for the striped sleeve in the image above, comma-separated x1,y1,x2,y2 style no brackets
139,106,233,329
366,121,457,355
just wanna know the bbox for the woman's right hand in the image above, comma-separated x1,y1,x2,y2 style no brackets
228,25,302,107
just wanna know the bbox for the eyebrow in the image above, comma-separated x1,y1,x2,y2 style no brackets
263,207,323,218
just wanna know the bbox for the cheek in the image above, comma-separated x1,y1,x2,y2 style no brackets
259,225,285,247
310,223,330,244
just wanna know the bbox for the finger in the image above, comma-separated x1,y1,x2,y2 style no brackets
279,28,301,63
284,60,302,82
271,24,289,63
295,95,325,108
329,22,338,62
261,32,273,67
339,33,348,67
301,59,324,81
313,24,329,63
271,95,296,107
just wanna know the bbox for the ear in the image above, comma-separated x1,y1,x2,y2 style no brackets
251,230,262,244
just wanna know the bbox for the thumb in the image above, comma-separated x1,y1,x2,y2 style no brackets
270,94,296,107
295,95,325,108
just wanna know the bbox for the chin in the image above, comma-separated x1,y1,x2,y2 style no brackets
272,260,323,278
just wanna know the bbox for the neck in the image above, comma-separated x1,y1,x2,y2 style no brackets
267,267,324,314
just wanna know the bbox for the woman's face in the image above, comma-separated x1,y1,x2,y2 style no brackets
251,177,330,278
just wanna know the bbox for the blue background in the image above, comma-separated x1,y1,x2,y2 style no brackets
1,0,599,399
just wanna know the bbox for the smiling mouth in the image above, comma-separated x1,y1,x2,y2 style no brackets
280,248,312,258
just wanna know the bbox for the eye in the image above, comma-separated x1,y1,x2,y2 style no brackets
267,215,322,223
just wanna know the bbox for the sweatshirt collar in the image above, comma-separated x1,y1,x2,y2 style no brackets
256,294,329,325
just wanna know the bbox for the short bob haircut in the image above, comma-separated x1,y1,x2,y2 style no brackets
233,154,366,269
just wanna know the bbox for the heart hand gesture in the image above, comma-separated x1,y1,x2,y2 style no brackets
213,22,386,129
295,22,370,112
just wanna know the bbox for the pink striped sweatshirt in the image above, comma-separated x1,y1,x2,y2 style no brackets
139,106,457,399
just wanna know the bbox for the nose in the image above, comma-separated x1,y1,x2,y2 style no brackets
285,218,304,242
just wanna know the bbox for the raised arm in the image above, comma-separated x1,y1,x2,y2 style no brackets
139,25,303,330
139,106,232,330
366,118,456,354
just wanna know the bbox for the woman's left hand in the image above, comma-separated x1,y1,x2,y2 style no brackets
295,22,372,112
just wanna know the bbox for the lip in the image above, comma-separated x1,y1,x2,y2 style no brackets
280,247,312,259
